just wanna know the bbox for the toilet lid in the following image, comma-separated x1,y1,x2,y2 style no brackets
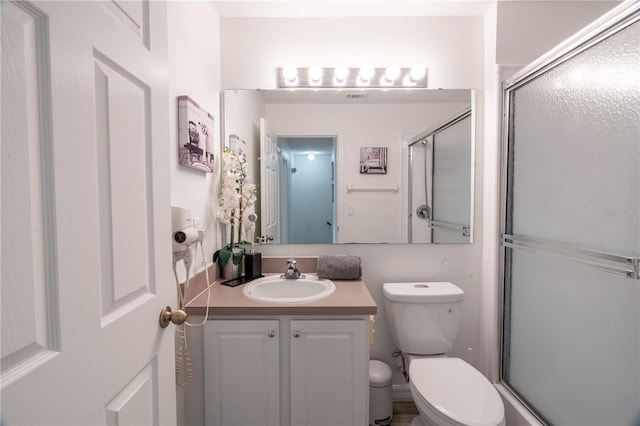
409,358,504,426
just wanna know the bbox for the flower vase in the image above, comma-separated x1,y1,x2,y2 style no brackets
220,261,241,280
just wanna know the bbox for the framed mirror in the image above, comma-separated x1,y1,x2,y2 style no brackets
222,88,475,244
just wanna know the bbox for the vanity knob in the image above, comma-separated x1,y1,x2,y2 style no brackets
268,330,276,338
293,330,301,338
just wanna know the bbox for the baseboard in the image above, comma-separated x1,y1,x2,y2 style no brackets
392,383,412,401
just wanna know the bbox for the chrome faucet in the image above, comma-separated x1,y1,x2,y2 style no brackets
282,258,303,279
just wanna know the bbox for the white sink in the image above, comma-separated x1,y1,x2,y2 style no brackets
242,274,336,304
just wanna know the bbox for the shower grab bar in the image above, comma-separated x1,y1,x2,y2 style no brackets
501,234,639,280
347,184,398,194
431,220,471,237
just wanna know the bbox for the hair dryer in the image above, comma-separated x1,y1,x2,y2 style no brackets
172,206,198,253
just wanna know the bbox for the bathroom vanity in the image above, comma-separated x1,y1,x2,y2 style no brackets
186,271,377,426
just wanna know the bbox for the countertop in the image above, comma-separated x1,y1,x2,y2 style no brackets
185,274,377,317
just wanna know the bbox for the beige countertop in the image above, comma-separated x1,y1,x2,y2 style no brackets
185,275,377,317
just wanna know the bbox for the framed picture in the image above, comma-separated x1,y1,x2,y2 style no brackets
229,134,247,164
360,147,388,174
178,95,215,173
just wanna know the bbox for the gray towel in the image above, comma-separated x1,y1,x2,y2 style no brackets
317,255,361,280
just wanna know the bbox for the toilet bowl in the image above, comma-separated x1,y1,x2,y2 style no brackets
383,282,505,426
409,358,505,426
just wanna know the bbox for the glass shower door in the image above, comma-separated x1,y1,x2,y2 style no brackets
501,5,640,425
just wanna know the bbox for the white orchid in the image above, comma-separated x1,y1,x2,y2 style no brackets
214,148,257,267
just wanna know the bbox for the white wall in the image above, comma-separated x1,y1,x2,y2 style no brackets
166,2,221,425
496,1,622,64
221,16,484,89
219,15,487,393
168,1,222,269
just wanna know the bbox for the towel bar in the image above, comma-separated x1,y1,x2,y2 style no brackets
347,184,398,194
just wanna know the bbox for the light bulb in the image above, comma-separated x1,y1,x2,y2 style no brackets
334,65,349,84
308,65,323,84
282,64,298,84
359,64,375,83
307,153,315,161
409,64,426,82
384,65,401,83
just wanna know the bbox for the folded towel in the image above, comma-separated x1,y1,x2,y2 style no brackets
317,255,362,280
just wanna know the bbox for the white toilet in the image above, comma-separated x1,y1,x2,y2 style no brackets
383,282,505,426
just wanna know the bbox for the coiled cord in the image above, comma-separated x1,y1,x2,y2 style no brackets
175,324,192,387
173,239,213,387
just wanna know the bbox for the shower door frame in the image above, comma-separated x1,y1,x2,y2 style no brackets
498,3,640,424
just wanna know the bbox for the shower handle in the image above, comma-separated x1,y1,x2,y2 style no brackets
416,204,431,221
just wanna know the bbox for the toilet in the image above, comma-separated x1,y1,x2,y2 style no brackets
383,282,505,426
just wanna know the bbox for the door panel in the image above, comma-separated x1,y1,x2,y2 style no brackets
204,320,280,426
290,320,368,426
1,1,174,424
94,52,156,325
105,361,158,425
1,0,60,386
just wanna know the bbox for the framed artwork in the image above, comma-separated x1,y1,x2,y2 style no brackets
229,134,247,163
360,147,388,174
178,95,215,173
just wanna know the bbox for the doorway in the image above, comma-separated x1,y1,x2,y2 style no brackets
277,136,337,243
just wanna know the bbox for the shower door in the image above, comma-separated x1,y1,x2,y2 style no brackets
500,4,639,425
407,106,473,244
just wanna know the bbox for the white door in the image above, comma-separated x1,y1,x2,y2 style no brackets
1,1,175,424
259,118,280,242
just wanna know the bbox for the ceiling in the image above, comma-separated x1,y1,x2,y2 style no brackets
210,0,495,18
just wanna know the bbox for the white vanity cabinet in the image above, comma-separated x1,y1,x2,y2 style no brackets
204,317,369,426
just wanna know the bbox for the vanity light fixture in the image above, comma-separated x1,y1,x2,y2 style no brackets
277,64,427,88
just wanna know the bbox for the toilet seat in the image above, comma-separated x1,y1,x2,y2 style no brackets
409,358,504,426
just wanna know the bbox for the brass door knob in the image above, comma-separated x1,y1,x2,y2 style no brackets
159,306,187,328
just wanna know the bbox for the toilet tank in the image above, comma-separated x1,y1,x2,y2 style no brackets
383,282,464,355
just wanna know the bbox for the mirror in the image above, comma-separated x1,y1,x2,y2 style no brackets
222,88,475,244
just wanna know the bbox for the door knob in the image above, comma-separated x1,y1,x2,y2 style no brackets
159,306,187,328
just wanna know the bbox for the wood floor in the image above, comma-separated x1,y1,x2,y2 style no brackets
390,399,418,426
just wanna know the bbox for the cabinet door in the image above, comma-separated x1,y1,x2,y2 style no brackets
290,320,369,426
204,320,280,426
